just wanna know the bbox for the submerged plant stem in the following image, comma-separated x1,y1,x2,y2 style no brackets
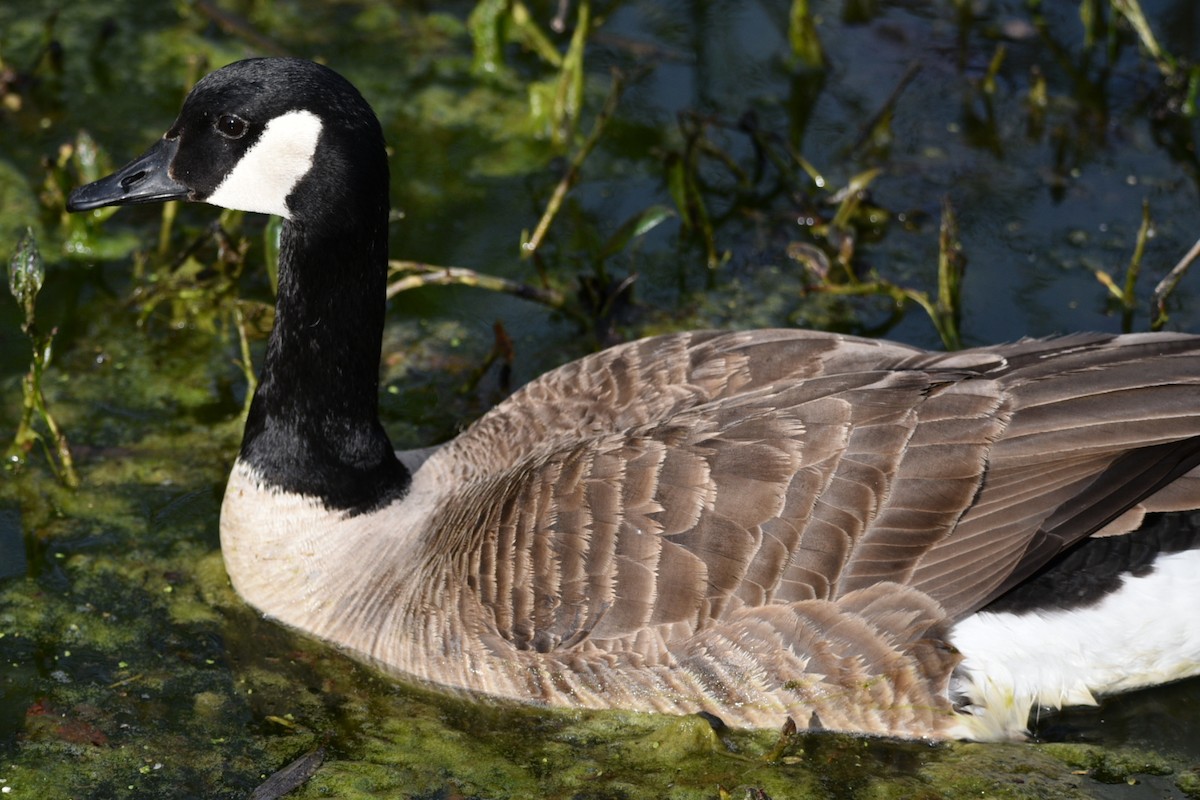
1152,236,1200,330
551,0,590,144
852,63,921,153
1093,201,1152,331
31,366,79,489
521,69,625,258
8,338,79,488
1120,200,1153,331
234,303,258,417
935,199,965,350
387,261,572,315
158,200,179,259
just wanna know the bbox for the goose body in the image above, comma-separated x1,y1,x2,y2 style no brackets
68,57,1200,740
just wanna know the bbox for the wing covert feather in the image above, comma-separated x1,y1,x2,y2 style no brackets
436,329,1200,658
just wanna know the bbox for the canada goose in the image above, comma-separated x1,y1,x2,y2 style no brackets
68,57,1200,741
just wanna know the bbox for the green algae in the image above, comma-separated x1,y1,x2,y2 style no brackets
1179,769,1200,799
1039,742,1175,787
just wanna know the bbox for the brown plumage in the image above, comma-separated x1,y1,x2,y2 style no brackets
223,328,1200,738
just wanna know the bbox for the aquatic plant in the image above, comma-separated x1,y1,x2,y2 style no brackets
5,228,78,487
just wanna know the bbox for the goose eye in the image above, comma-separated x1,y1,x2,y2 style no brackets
216,114,247,139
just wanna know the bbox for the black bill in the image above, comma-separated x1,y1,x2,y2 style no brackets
66,137,190,212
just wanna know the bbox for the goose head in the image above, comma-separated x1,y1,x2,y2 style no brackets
68,57,389,234
70,58,404,513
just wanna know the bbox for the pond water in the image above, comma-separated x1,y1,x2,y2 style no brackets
3,1,1200,798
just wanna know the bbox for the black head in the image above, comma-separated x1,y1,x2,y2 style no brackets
67,58,389,232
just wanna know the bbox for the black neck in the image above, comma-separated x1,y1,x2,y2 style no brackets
239,212,409,513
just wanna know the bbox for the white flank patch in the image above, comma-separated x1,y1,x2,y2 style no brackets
206,109,321,219
947,548,1200,740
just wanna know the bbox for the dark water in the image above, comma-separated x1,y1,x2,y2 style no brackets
2,1,1200,798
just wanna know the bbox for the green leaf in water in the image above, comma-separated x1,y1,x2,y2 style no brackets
664,151,719,271
8,227,44,330
829,168,881,232
665,154,691,232
510,0,564,68
599,204,676,261
1111,0,1175,74
550,0,589,145
1079,0,1104,49
789,0,826,69
468,0,514,79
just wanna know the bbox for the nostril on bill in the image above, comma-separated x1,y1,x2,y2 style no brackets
120,170,146,191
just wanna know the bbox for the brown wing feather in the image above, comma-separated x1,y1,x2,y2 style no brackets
438,329,1200,663
911,335,1200,615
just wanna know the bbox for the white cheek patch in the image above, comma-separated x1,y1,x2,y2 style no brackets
205,109,322,219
